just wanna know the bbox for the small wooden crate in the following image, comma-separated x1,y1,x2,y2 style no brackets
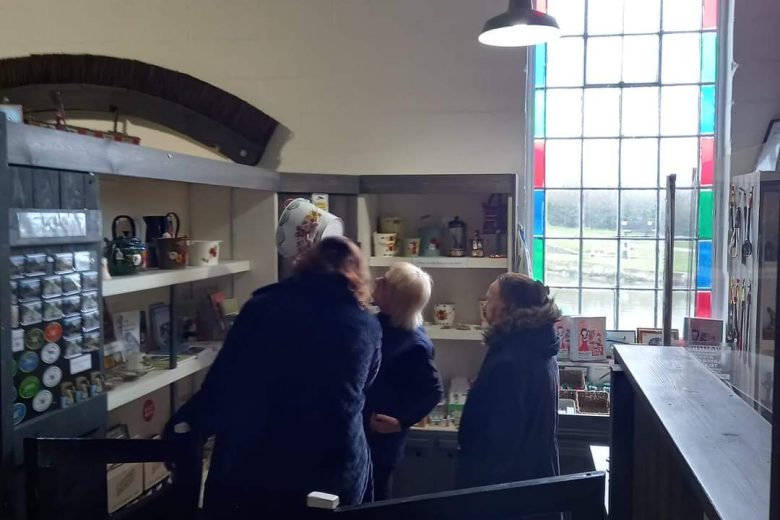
576,390,610,414
560,367,586,390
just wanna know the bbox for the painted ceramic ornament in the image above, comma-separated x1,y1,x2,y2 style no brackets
276,198,344,259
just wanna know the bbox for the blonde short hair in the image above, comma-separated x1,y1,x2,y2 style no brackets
381,262,433,330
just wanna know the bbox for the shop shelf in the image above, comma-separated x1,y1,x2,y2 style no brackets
369,256,508,269
103,260,251,296
106,349,218,411
424,325,484,341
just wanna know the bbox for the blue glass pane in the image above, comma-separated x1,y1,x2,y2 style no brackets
700,85,716,134
701,32,717,83
697,240,712,289
534,190,546,236
535,44,547,87
535,90,546,138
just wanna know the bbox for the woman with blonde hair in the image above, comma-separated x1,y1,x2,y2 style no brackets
458,273,562,494
167,237,381,517
365,262,443,500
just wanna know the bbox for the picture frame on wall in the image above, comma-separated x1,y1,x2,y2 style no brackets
606,330,637,357
637,328,680,346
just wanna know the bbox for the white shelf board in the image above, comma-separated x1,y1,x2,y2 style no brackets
103,260,251,296
107,351,217,411
369,256,508,269
558,360,612,368
424,325,484,341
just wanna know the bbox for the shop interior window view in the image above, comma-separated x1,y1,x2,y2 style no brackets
531,0,718,331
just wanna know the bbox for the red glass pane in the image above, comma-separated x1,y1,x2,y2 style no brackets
700,137,714,186
695,291,712,318
536,0,548,13
534,140,546,188
703,0,718,29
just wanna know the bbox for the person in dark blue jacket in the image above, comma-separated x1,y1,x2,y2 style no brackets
458,273,562,490
364,262,443,500
166,237,382,518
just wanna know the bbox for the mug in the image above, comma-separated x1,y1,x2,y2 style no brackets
433,303,455,326
404,238,421,257
373,233,398,257
479,300,489,328
126,352,144,371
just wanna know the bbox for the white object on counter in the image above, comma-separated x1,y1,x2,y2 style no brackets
189,240,221,266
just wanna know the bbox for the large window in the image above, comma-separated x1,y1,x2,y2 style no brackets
531,0,718,331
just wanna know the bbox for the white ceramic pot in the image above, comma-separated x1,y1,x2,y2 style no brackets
188,240,221,266
433,303,455,326
276,198,345,259
373,233,398,257
479,300,489,328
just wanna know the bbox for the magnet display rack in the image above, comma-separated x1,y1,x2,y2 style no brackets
0,120,279,518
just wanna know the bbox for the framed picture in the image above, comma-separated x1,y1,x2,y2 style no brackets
606,330,637,357
148,303,171,352
637,328,680,346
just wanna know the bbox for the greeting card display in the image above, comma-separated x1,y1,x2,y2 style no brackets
568,316,607,361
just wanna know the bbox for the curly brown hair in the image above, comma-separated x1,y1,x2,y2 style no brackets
293,236,372,308
485,272,562,341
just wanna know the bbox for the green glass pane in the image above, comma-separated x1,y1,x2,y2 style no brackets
535,89,546,137
533,239,545,282
698,190,714,239
701,32,717,83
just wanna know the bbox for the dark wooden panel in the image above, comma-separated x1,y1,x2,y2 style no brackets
279,172,360,194
7,124,279,191
609,367,634,519
59,171,86,209
31,168,60,209
329,194,358,241
84,172,99,210
10,166,32,208
360,174,516,195
615,346,771,520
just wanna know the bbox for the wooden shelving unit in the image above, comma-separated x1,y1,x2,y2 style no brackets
103,260,251,297
424,325,484,341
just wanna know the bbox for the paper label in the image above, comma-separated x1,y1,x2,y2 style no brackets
70,354,93,375
12,329,24,352
17,211,87,239
411,257,467,268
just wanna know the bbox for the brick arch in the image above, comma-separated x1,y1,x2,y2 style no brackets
0,54,279,165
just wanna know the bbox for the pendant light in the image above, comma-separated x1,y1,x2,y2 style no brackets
479,0,561,47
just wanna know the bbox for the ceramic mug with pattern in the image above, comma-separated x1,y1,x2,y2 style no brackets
276,198,344,259
433,303,455,326
373,233,398,257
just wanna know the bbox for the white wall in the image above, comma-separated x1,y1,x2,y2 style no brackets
730,0,780,175
0,0,527,175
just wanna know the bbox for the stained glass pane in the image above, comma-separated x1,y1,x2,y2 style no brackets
620,240,658,288
546,140,582,188
546,239,581,286
583,139,619,187
663,0,702,32
701,32,717,83
584,88,620,137
658,240,696,289
550,287,580,315
586,37,622,85
583,240,618,287
619,290,657,330
583,190,618,237
533,238,545,282
547,0,585,36
621,190,658,237
582,289,616,329
662,33,701,84
695,291,712,318
535,44,547,87
621,139,659,188
623,0,661,34
546,89,583,137
703,0,718,30
698,190,714,239
547,37,585,87
660,137,698,187
534,190,546,236
534,140,546,188
588,0,624,35
661,86,699,136
700,137,715,186
622,35,659,84
697,240,713,289
546,190,581,237
622,87,659,137
700,85,716,134
535,89,546,137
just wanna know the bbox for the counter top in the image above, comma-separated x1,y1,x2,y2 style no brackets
614,346,771,520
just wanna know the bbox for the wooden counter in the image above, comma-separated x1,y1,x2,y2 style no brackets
611,346,771,520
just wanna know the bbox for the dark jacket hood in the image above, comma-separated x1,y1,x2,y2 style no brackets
484,299,562,346
487,323,560,360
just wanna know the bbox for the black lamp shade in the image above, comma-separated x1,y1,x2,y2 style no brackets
479,0,561,47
